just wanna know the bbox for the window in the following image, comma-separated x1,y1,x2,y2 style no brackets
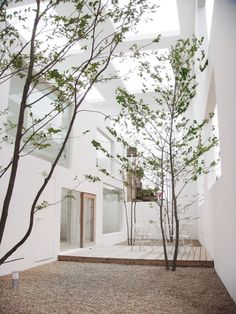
60,188,81,251
206,106,221,190
204,72,221,190
7,75,70,166
204,104,221,191
103,185,123,234
212,105,221,179
96,129,113,173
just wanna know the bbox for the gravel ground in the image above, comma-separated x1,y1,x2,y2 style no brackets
0,261,236,314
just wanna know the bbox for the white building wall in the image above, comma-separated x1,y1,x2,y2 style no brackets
0,79,126,275
126,198,199,240
194,0,236,302
1,1,236,303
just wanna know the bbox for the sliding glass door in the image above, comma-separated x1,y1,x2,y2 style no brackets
81,193,96,247
60,189,81,251
60,190,96,251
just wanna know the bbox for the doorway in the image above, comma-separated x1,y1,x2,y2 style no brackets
81,193,96,247
60,189,81,252
60,190,96,251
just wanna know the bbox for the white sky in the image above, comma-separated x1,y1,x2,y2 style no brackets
7,3,81,54
111,0,180,40
112,49,174,93
7,0,179,99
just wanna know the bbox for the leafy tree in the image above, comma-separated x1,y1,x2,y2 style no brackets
0,0,154,265
104,36,218,270
92,135,146,246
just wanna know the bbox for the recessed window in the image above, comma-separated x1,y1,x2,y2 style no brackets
204,72,221,190
112,49,173,93
60,188,81,251
96,129,113,173
103,185,123,234
206,105,221,190
212,105,221,179
7,75,70,166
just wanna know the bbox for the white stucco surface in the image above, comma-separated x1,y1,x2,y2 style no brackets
194,0,236,302
0,0,236,304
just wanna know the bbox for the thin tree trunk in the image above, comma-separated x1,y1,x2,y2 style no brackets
172,196,179,271
160,204,169,270
166,82,179,271
124,196,130,245
169,108,179,271
0,24,120,265
159,148,169,269
133,200,137,246
171,197,174,242
165,190,172,242
122,171,130,245
134,200,137,224
0,104,77,265
0,2,41,245
130,201,133,246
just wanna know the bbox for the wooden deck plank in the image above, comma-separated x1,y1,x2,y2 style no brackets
178,247,190,260
103,246,130,258
153,246,165,258
132,248,155,259
202,247,207,261
200,247,204,261
144,247,164,260
194,247,201,261
185,247,193,261
58,255,214,267
206,250,213,261
187,247,196,261
58,244,214,267
178,247,187,260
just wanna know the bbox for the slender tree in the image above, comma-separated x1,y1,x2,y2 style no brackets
0,0,155,265
104,36,218,270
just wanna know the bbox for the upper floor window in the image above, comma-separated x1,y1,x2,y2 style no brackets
206,104,221,190
212,105,221,179
103,185,123,234
96,129,113,173
7,75,70,166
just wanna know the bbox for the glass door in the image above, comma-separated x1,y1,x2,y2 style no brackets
60,188,81,252
81,193,96,247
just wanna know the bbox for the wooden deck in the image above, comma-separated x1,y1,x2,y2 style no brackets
58,245,214,267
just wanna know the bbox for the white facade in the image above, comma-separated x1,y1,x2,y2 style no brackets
0,87,126,275
194,0,236,302
0,0,236,303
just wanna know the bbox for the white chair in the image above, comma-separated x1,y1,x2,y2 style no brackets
168,221,194,254
179,223,194,252
134,223,153,249
153,223,163,246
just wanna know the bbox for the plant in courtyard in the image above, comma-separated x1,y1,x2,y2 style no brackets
0,0,155,265
92,137,144,246
104,36,218,270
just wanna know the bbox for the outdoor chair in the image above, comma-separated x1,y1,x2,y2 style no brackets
179,222,194,252
168,220,194,254
134,223,153,249
152,223,163,246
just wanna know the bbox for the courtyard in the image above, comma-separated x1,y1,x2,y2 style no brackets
0,261,236,314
